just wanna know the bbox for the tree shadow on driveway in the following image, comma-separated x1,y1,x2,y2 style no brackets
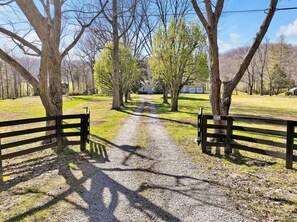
2,137,245,222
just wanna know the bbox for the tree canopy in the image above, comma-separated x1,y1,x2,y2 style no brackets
150,17,208,111
94,42,141,101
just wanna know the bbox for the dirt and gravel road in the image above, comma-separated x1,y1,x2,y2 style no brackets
67,95,249,222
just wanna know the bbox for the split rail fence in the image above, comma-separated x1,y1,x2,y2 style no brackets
197,110,297,169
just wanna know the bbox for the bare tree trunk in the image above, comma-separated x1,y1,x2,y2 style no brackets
163,85,169,104
260,74,264,95
124,91,128,103
209,41,222,116
0,66,3,99
18,73,22,97
13,71,18,98
111,0,121,109
171,90,179,111
119,85,124,106
5,63,9,99
27,82,30,96
127,91,131,100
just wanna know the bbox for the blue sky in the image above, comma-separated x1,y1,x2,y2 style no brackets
1,1,297,55
197,0,297,52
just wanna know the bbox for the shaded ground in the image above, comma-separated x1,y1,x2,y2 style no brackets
64,95,248,221
1,94,296,221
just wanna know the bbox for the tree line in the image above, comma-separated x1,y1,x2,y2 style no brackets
221,35,297,96
0,0,280,119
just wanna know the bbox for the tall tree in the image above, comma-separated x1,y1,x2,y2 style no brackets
191,0,278,115
256,38,269,95
153,0,191,104
150,18,208,111
0,0,107,116
267,35,294,95
99,0,137,109
94,42,141,100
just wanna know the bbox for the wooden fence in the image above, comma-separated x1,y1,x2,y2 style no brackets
0,113,90,181
197,110,297,169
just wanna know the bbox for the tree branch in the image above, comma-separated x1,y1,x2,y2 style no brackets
0,0,14,6
230,0,278,90
61,0,108,58
191,0,209,31
214,0,224,22
15,0,46,41
0,48,39,90
0,27,41,55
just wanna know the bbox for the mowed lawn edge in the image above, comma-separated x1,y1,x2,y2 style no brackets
152,93,297,221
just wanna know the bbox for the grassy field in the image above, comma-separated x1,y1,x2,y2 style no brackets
0,95,139,221
1,93,297,221
153,93,297,221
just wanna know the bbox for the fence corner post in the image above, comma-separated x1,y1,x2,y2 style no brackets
201,115,207,153
286,120,294,169
56,115,62,152
225,116,233,155
80,115,87,152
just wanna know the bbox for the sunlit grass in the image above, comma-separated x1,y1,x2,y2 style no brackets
0,94,139,222
152,93,297,220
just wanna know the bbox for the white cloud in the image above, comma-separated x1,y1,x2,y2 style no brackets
278,19,297,37
229,32,241,43
218,39,232,52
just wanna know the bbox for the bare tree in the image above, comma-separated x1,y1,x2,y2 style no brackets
256,38,269,95
0,0,107,116
99,0,137,109
191,0,278,115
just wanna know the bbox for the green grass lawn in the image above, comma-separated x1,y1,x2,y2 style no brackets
1,93,297,221
0,95,139,142
0,95,139,222
153,93,297,221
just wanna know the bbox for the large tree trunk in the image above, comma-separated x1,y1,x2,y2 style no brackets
111,0,121,110
119,86,124,106
221,81,233,115
208,40,222,116
49,59,63,116
124,91,128,103
162,86,169,104
171,90,179,111
260,74,264,96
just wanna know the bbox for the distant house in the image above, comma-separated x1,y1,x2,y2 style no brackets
289,87,297,95
139,80,155,94
181,85,204,94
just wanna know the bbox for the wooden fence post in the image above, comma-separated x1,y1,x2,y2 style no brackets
87,112,90,143
197,107,204,145
286,120,294,169
0,139,2,183
80,115,87,151
201,115,207,153
56,115,62,151
225,116,233,154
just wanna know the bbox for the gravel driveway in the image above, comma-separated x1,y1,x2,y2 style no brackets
67,95,249,222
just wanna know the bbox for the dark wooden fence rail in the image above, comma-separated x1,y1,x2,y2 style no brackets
0,113,90,182
197,111,297,169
